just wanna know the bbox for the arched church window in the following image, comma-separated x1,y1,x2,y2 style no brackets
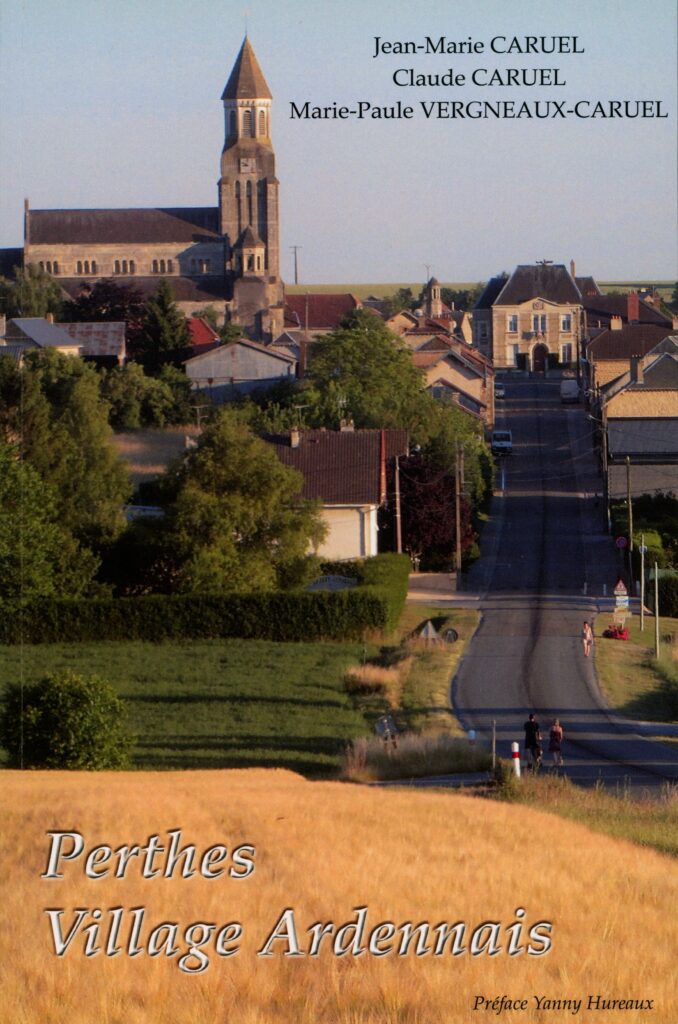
122,261,128,274
229,111,236,137
256,256,261,270
258,110,266,135
152,260,159,274
53,261,59,275
114,260,121,274
243,109,253,137
130,260,135,274
159,260,166,274
246,181,253,224
167,260,173,273
77,261,83,275
91,260,97,274
83,261,90,275
248,255,254,270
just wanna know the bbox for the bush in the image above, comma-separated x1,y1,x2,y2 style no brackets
0,554,412,644
0,671,131,769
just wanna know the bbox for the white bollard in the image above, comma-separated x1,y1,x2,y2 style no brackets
511,742,521,778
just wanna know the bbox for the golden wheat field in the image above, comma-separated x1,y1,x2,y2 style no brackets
1,769,676,1024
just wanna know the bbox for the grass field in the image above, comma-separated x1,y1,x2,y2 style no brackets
594,615,678,722
284,280,675,302
2,769,676,1024
0,640,375,775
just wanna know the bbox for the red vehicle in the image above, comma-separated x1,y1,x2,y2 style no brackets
602,623,629,641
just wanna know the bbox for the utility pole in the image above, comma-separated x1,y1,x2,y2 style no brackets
626,455,633,590
290,246,302,285
640,533,645,632
394,455,402,554
654,561,660,658
455,441,462,576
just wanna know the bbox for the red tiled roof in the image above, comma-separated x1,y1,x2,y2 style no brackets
264,429,409,505
284,293,362,331
188,317,220,352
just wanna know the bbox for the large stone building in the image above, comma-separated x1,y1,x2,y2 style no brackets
20,38,284,340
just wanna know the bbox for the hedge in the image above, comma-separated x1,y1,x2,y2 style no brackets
0,554,412,645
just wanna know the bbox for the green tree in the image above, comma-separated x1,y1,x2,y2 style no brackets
0,263,63,319
131,280,190,371
0,443,98,609
0,671,131,769
166,411,325,592
381,287,415,318
440,283,485,310
304,308,434,435
0,349,131,548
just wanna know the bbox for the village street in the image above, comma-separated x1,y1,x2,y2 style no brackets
453,378,678,789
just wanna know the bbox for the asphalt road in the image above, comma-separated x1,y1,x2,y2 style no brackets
455,377,678,791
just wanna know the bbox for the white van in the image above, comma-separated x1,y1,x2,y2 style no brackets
560,379,579,403
491,430,513,455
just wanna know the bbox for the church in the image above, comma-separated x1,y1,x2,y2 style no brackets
20,38,285,341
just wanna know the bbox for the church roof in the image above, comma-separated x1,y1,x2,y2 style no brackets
238,226,264,248
58,275,228,303
495,264,581,306
28,208,220,245
222,38,272,100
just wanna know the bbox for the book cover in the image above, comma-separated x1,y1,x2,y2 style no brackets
1,2,676,1022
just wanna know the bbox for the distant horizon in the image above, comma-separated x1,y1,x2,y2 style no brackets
1,0,676,281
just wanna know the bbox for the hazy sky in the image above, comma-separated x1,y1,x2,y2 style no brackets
1,0,676,284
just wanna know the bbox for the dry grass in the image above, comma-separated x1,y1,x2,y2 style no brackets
343,658,412,709
341,731,490,783
2,769,676,1023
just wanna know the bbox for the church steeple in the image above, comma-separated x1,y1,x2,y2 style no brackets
218,39,283,341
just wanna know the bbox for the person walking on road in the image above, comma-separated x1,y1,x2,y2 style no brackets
549,718,564,768
523,713,542,771
581,620,593,658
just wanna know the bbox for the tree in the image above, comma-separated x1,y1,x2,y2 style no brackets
399,453,475,570
0,349,131,549
130,280,190,371
0,671,131,769
62,278,145,335
0,443,98,609
0,263,63,319
440,283,485,310
304,308,435,436
166,411,325,592
381,287,415,318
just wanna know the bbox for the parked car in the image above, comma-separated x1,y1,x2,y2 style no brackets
560,379,579,403
491,429,513,455
494,383,506,399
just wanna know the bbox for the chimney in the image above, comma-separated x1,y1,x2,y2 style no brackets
46,312,54,324
630,355,644,385
570,259,576,278
290,428,301,448
627,292,640,323
610,315,623,331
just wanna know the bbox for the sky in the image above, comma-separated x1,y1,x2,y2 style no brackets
0,0,676,285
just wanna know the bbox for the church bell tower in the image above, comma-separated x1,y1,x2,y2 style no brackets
219,38,284,340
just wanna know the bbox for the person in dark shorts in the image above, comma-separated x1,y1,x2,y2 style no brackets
523,713,541,771
549,718,564,767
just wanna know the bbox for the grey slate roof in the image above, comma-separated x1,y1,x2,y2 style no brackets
221,38,272,100
583,294,671,326
5,318,80,348
474,274,509,310
28,207,220,245
587,324,675,360
607,418,678,459
58,275,228,303
495,264,581,306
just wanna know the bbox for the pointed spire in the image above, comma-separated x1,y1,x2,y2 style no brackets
222,38,272,100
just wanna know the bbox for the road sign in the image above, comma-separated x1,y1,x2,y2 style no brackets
615,536,628,550
613,578,628,595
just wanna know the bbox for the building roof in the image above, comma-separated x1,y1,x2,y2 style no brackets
583,293,671,327
607,418,678,459
264,429,409,505
473,274,509,310
221,38,272,100
5,317,80,349
60,321,126,358
284,293,362,331
187,316,220,348
58,275,228,304
575,276,602,297
587,324,675,360
494,264,581,306
27,207,220,245
184,337,295,368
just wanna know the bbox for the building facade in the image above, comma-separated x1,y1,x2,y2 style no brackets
20,39,284,341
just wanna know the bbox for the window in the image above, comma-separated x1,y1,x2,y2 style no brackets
91,260,97,274
561,313,572,332
129,260,135,274
167,260,173,273
532,314,546,334
53,261,59,275
478,322,489,340
152,260,159,274
507,314,518,333
243,109,254,137
561,343,573,364
114,260,121,274
77,261,83,275
510,344,520,366
258,109,266,135
229,111,236,136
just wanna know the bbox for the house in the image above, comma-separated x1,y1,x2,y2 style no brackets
473,263,584,370
585,321,677,391
1,316,126,365
582,291,675,332
59,321,126,366
411,340,494,423
183,337,296,401
598,351,678,499
283,293,363,335
264,428,409,560
2,317,83,358
187,316,220,355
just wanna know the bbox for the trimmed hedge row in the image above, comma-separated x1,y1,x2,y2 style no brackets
1,554,412,645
